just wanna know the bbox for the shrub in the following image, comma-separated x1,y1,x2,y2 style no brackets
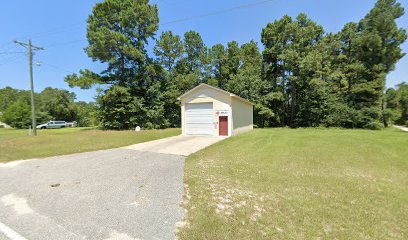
364,121,382,130
1,101,31,129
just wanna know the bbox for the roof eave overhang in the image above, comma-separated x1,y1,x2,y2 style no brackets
177,83,255,106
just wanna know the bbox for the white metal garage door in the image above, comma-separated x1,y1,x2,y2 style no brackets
185,102,213,135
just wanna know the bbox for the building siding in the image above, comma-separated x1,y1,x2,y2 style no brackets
181,87,231,136
231,97,253,135
180,84,253,137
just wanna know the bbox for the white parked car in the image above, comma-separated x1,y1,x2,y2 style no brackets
37,121,68,129
65,121,77,127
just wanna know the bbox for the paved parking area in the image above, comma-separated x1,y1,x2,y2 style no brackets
0,149,185,240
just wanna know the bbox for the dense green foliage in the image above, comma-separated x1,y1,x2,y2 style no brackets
0,86,97,128
66,0,164,129
38,87,77,121
261,0,406,129
65,0,406,130
384,82,408,126
1,100,31,128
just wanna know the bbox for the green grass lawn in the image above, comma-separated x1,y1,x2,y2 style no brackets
0,127,180,162
179,128,408,240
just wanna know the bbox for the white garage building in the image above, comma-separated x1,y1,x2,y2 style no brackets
178,83,254,137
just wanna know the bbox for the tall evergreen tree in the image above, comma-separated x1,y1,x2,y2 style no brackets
172,31,207,93
262,13,325,127
154,31,183,74
226,40,273,127
65,0,161,129
154,31,184,127
208,44,227,87
337,0,406,128
182,31,207,74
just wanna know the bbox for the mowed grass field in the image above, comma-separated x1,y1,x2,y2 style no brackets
0,127,180,162
179,128,408,239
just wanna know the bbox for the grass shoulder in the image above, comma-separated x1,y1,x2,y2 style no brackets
0,127,180,162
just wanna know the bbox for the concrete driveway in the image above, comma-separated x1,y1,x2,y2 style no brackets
0,135,225,240
394,125,408,132
122,135,227,156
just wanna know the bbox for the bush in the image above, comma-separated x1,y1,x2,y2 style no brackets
363,121,382,130
1,101,31,129
323,103,363,128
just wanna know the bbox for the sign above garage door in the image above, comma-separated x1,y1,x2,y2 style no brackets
185,102,213,135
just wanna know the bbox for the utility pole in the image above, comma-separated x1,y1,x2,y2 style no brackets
14,39,44,136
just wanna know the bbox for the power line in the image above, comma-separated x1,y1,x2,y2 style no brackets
15,22,84,42
0,44,19,53
0,42,15,52
0,51,26,55
160,0,275,25
10,0,275,44
1,0,276,76
39,0,274,49
44,39,88,48
0,53,26,67
38,61,76,74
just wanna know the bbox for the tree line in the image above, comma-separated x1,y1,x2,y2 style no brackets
64,0,406,130
0,87,98,128
384,82,408,126
4,0,405,130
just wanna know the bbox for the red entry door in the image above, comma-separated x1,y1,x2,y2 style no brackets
219,116,228,136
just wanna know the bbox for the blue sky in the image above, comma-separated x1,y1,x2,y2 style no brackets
0,0,407,102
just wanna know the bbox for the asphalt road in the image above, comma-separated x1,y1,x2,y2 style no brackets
0,149,185,240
